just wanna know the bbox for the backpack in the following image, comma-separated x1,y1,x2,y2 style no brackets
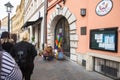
16,48,28,68
14,42,29,68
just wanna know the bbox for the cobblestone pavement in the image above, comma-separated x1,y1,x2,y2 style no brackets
31,56,113,80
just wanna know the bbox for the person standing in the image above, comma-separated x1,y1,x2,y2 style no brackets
1,31,14,53
0,39,22,80
10,34,37,80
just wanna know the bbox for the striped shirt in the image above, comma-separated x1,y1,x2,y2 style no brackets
0,51,22,80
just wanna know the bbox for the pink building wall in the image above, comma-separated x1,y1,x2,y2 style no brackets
47,0,120,57
87,0,120,56
76,0,119,56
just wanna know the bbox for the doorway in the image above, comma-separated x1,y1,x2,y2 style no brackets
55,17,70,57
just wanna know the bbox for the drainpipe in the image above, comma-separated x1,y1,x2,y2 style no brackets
43,0,48,50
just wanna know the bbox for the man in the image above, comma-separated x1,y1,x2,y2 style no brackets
0,39,22,80
10,34,37,80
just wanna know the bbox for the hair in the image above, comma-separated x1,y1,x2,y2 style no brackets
22,31,29,41
0,38,1,44
0,38,3,51
1,31,10,39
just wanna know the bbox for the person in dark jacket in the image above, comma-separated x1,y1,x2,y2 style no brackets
10,34,37,80
1,31,14,53
1,40,14,53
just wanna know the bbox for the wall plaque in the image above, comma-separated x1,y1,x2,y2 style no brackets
96,0,113,16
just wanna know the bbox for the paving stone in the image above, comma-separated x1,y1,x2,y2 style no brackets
31,56,113,80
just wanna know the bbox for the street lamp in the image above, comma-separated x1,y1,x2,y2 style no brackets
4,2,13,33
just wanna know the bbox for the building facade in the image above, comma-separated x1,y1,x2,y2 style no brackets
23,0,45,49
0,17,8,37
0,16,8,37
11,0,24,41
1,16,8,29
47,0,120,79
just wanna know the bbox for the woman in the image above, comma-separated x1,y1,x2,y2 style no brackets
10,34,37,80
1,31,14,53
0,40,22,80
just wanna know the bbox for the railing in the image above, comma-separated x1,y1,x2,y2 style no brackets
94,57,120,79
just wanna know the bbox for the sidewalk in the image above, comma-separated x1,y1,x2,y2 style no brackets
31,56,113,80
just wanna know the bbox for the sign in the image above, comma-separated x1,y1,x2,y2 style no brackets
96,0,113,16
90,27,118,52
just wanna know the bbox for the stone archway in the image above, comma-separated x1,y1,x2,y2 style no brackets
47,6,78,60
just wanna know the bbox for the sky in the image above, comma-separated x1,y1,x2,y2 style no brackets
0,0,21,20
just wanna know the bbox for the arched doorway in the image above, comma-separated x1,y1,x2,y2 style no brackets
55,17,70,57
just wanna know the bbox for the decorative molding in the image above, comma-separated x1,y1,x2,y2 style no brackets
65,10,72,19
88,52,120,62
68,14,76,24
48,6,78,60
69,22,76,30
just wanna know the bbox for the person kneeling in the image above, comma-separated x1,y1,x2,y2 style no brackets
43,46,54,61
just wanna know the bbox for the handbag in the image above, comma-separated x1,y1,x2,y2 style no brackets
58,52,64,59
